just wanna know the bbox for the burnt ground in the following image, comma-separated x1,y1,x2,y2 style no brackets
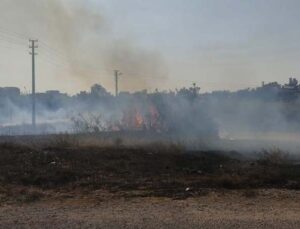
0,139,299,199
0,138,299,228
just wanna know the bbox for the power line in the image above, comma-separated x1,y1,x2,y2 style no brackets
39,41,70,62
39,55,71,72
38,42,109,76
0,27,30,40
0,37,26,47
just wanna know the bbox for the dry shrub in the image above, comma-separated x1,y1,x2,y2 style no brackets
71,113,106,133
113,137,123,147
258,148,290,166
49,134,79,148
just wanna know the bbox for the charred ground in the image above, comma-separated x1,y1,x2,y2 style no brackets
0,135,299,203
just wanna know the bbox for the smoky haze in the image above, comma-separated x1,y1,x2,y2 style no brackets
0,0,167,93
2,1,300,155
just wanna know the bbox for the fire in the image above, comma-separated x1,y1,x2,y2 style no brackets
135,111,144,128
119,103,164,132
121,107,144,130
148,105,160,130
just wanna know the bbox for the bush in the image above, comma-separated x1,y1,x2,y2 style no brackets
49,134,79,148
258,148,290,166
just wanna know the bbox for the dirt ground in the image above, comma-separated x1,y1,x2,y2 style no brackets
0,189,299,229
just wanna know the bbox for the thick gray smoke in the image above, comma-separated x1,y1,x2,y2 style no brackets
0,0,167,91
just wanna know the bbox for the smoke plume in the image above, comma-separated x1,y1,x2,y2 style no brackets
0,0,167,92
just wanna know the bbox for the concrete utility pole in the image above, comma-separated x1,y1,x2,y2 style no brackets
114,70,122,96
29,39,38,132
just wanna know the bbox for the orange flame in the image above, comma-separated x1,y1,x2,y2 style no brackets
120,104,164,131
135,111,144,128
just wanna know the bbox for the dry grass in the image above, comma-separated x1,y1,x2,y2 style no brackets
242,189,259,198
0,186,45,203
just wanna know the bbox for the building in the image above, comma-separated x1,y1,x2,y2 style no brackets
0,87,21,98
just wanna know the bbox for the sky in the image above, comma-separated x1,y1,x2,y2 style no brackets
0,0,300,94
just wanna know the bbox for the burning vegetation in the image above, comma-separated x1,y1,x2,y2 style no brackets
120,104,163,131
69,85,218,140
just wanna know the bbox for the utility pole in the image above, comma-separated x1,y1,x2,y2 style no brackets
114,70,122,96
29,39,38,132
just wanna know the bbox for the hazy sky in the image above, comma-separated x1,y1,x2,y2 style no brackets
1,0,300,93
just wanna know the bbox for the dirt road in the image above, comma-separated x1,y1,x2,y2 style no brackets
0,190,299,229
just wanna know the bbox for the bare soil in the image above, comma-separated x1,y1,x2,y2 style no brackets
0,189,299,228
